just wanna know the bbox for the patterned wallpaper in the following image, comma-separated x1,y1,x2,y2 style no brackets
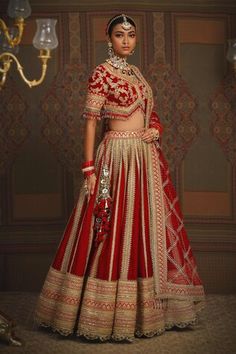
210,75,236,165
0,78,29,174
0,8,236,293
0,10,235,245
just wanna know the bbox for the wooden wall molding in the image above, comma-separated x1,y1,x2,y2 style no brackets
0,228,64,245
1,0,236,13
187,225,236,243
0,226,236,253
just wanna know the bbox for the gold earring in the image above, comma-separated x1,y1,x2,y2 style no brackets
107,41,114,58
129,49,135,56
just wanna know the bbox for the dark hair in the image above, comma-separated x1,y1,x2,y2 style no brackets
106,14,136,37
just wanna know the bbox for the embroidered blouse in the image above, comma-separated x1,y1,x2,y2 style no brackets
83,62,163,135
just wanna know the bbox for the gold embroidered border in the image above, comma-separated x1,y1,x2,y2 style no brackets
35,267,84,334
78,277,204,339
108,144,124,280
149,144,167,295
105,129,145,139
104,102,145,119
119,141,136,280
149,145,205,298
131,65,154,128
140,148,149,277
36,270,204,340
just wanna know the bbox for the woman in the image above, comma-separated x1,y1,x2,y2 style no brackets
35,14,205,341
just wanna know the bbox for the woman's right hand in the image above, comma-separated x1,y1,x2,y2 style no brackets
86,173,97,197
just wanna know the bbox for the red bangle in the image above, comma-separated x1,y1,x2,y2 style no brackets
84,169,95,178
82,160,94,168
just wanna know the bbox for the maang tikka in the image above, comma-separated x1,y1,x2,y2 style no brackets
121,15,132,31
106,14,135,35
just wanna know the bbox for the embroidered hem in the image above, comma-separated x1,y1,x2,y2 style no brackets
35,270,204,342
35,316,200,342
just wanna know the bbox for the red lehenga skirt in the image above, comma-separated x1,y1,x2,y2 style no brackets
35,129,205,341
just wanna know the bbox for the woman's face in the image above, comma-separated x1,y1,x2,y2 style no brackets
109,23,136,58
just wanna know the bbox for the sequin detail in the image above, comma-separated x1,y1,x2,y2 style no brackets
93,165,112,246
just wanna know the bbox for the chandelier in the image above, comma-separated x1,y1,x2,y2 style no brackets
0,0,58,89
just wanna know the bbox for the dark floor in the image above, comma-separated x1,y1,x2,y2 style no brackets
0,293,236,354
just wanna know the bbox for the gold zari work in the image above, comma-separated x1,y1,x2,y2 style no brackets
35,267,203,341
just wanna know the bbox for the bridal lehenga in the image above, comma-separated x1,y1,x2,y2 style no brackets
35,63,205,341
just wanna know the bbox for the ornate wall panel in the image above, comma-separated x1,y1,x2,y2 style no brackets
153,13,166,64
172,14,235,223
40,62,88,198
0,5,236,292
148,12,199,180
210,75,236,165
0,79,29,175
146,62,198,171
0,14,73,231
68,13,82,64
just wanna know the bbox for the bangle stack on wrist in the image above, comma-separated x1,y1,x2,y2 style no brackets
82,160,95,178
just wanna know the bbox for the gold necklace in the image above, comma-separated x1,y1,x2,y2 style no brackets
106,57,134,76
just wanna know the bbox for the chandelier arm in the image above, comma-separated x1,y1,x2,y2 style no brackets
0,54,12,87
0,50,51,88
0,17,25,48
0,71,8,87
0,60,11,73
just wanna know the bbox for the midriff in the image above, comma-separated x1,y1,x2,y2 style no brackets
108,108,145,131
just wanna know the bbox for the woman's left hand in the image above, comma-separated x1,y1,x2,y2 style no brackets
141,128,159,143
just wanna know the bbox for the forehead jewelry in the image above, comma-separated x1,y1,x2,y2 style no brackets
106,14,135,34
121,14,132,31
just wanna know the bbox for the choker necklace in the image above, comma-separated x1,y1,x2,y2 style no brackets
106,56,134,76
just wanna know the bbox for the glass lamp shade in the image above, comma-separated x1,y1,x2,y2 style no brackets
226,39,236,63
7,0,31,19
33,19,58,51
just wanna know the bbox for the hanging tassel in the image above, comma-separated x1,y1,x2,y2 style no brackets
93,164,112,246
